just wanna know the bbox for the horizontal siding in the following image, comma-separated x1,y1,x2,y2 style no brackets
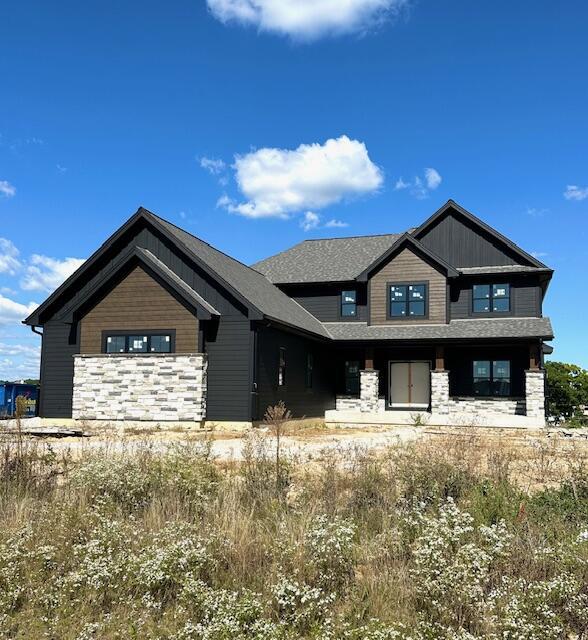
255,326,335,420
204,317,252,422
80,266,198,353
280,283,368,322
39,321,78,418
369,248,446,325
418,212,526,268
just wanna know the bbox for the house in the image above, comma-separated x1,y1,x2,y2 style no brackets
24,200,554,429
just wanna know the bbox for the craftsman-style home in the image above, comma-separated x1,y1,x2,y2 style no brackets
25,200,553,428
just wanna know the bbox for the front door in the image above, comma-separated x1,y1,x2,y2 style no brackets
388,361,430,409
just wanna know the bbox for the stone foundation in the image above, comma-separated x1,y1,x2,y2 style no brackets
525,370,546,424
72,353,207,422
448,397,526,419
360,369,379,413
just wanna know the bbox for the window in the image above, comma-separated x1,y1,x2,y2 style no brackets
341,290,357,317
473,360,511,396
344,360,360,395
473,283,510,313
306,353,313,389
389,283,427,318
104,333,173,353
278,347,286,386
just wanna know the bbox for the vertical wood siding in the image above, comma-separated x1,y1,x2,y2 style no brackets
79,266,199,353
369,248,447,325
417,213,528,267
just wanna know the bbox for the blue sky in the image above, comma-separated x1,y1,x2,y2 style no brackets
1,0,587,378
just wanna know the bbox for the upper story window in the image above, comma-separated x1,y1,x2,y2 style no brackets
389,283,427,318
341,290,357,317
278,347,286,386
104,332,173,353
473,283,510,313
473,360,511,396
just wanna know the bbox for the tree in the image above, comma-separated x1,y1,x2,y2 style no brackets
545,361,588,424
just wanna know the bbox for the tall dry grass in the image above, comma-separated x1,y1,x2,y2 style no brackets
1,429,588,639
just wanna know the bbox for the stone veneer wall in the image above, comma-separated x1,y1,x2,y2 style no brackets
72,353,207,422
448,397,526,418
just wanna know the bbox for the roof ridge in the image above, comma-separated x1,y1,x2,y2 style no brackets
302,232,403,242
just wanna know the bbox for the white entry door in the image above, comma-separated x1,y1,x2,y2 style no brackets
389,361,430,409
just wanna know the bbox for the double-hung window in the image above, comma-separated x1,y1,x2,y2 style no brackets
473,360,511,396
389,283,427,318
341,290,357,317
473,284,510,313
104,333,173,353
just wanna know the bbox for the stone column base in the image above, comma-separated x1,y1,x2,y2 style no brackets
431,370,449,415
525,369,546,425
360,369,379,413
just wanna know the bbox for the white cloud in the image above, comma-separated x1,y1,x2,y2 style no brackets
56,164,67,174
300,211,320,231
21,255,85,293
220,135,383,219
424,167,442,190
207,0,408,40
526,207,548,217
200,157,226,175
0,180,16,198
531,251,548,259
0,238,21,275
325,219,349,228
0,342,40,357
564,184,588,201
394,167,442,200
0,295,38,326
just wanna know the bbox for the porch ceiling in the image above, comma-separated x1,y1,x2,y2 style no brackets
323,317,554,341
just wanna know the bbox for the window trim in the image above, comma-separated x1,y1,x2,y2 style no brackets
340,289,358,319
472,283,511,315
472,359,512,397
102,330,176,354
278,346,287,387
386,281,429,321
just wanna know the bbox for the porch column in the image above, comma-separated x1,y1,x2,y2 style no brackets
360,358,379,414
525,369,546,425
431,346,449,416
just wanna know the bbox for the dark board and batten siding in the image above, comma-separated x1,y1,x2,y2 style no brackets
254,325,335,420
418,213,530,268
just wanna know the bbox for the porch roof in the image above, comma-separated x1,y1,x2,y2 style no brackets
323,317,554,341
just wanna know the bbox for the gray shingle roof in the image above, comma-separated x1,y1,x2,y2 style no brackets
151,214,331,339
252,233,402,284
323,317,554,341
459,265,552,275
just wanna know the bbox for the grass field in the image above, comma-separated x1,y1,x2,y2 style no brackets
1,427,588,639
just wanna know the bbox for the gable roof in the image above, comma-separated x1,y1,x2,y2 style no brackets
24,208,330,339
252,233,402,284
355,233,460,282
413,200,550,269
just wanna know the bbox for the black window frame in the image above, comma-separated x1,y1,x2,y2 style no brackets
340,290,357,318
472,360,512,397
387,281,429,320
278,347,286,387
472,283,511,314
344,360,360,396
102,330,176,354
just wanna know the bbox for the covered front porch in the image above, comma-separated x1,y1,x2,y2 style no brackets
325,342,546,428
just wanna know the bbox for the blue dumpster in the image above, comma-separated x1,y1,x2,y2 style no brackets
0,384,39,418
